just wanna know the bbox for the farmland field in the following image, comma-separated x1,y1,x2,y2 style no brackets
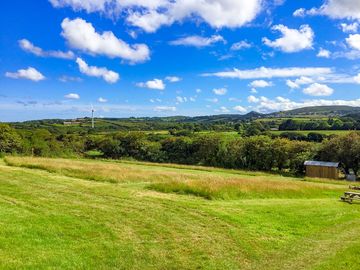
1,157,360,269
270,130,354,136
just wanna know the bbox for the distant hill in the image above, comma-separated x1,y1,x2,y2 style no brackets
8,106,360,131
268,106,360,118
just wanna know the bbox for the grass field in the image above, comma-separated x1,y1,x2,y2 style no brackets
1,157,360,269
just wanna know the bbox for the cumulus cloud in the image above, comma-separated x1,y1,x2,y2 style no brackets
249,80,273,88
248,95,260,103
51,0,264,32
216,106,230,113
263,24,314,53
170,35,225,47
293,8,306,17
340,22,359,33
286,80,300,89
354,73,360,84
286,76,314,89
76,57,119,83
213,88,227,95
317,48,331,58
165,76,181,82
303,83,334,96
98,97,108,103
137,79,165,90
233,105,247,113
295,0,360,20
253,96,360,113
61,18,150,63
5,67,45,81
19,39,75,59
230,40,251,51
176,96,187,103
64,93,80,99
346,34,360,51
154,106,176,112
203,67,332,79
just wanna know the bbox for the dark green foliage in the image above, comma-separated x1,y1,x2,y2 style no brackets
0,124,22,153
2,115,360,177
317,132,360,175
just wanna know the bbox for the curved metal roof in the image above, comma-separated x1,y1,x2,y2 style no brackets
304,161,340,168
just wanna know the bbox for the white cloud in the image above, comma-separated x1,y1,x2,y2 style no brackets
154,106,176,112
213,87,227,95
59,75,82,82
354,73,360,84
263,24,314,53
286,80,300,89
295,76,314,85
19,39,75,59
61,18,150,63
249,80,272,88
332,50,360,60
137,79,165,90
346,34,360,51
203,67,332,79
247,95,260,103
206,98,219,103
299,0,360,20
176,96,187,103
5,67,45,82
150,98,162,103
229,97,242,102
76,57,119,83
317,48,331,58
340,22,359,33
303,83,334,96
165,76,181,82
233,105,247,113
286,76,315,89
217,106,230,113
293,8,306,17
196,89,202,93
51,0,263,32
98,97,108,103
50,0,110,13
230,41,251,51
253,96,360,113
170,35,225,47
64,93,80,99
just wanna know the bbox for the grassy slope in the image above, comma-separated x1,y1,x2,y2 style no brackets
1,157,360,269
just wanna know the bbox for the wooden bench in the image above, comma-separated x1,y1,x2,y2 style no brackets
349,185,360,191
341,192,360,203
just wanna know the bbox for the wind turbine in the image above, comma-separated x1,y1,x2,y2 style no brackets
91,104,95,129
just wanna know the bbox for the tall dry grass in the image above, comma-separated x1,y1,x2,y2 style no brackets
4,156,345,200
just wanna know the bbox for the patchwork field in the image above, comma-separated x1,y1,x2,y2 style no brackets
1,157,360,269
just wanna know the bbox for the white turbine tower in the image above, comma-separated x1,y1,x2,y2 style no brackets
91,104,95,129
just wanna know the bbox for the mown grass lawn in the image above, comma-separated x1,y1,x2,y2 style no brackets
1,157,360,269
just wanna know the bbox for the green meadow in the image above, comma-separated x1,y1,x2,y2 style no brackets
1,157,360,269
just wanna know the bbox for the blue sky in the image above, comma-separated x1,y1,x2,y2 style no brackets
1,0,360,121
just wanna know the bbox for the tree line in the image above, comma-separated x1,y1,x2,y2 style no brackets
1,123,360,176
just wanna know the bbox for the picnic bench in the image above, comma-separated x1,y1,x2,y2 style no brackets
341,191,360,203
349,185,360,191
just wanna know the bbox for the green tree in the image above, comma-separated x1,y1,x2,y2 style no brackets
0,124,22,153
318,132,360,175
